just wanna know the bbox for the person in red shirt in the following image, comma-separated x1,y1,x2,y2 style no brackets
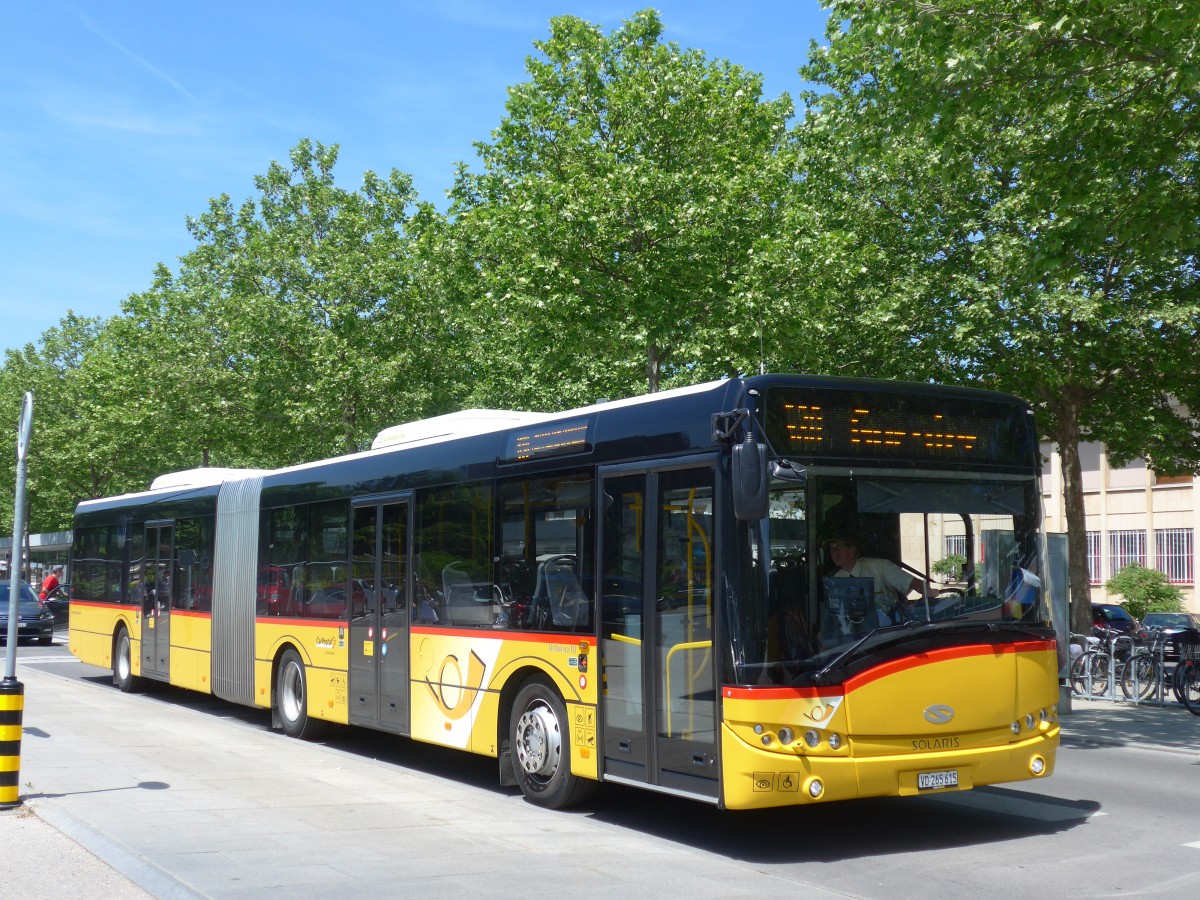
39,566,63,600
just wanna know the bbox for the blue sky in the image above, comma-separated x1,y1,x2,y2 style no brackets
1,1,832,355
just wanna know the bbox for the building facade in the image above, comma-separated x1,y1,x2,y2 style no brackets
1040,441,1199,612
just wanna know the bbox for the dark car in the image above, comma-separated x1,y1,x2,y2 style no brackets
41,582,70,627
0,581,55,645
1092,602,1140,637
1141,611,1200,659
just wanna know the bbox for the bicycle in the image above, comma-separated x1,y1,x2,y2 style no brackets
1070,632,1108,697
1163,627,1199,704
1177,630,1200,716
1070,628,1133,698
1119,626,1167,701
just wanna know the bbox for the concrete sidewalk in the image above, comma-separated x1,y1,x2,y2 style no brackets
4,665,1199,898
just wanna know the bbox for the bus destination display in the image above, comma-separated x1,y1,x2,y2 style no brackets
764,389,1025,466
503,418,591,463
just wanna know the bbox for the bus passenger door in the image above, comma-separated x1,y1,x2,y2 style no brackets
599,462,718,801
349,498,412,733
141,521,173,680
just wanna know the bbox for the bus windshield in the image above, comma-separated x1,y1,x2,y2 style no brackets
731,469,1047,686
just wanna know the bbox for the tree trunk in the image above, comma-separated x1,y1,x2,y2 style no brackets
646,344,662,394
342,405,358,455
1052,396,1093,637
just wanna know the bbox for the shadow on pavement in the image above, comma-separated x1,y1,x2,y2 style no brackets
580,781,1100,864
1060,699,1200,754
71,672,1200,865
21,781,171,802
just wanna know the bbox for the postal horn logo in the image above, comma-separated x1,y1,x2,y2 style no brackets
425,649,487,720
923,704,955,725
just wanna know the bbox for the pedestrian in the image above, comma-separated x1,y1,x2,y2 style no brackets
39,565,63,600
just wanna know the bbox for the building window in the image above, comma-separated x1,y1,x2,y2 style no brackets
1086,531,1102,584
1155,528,1194,584
1109,529,1146,575
944,534,966,560
1154,473,1192,486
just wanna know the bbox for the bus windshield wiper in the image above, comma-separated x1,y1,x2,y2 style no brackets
809,616,1040,684
922,619,1052,641
811,621,923,684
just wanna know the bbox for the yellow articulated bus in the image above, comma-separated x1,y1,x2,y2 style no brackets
69,374,1060,810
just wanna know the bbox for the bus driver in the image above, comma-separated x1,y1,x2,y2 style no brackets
826,533,938,624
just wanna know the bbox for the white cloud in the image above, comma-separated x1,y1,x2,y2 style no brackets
71,6,197,103
42,91,207,136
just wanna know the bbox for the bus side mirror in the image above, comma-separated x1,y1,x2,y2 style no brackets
732,437,769,521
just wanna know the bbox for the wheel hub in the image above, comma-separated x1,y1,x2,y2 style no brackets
515,704,561,778
281,662,303,721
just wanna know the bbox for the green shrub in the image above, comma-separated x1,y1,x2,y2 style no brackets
1104,563,1183,622
932,554,967,582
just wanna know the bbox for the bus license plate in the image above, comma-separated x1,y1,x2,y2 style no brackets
918,770,958,791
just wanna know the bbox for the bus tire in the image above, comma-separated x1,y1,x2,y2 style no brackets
113,628,142,693
508,678,595,809
276,648,323,739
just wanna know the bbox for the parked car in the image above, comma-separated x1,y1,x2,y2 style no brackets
1141,611,1200,659
0,581,55,645
41,582,70,627
1092,602,1140,637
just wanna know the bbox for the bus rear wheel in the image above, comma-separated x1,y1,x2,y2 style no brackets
112,628,142,693
276,648,323,739
508,678,595,809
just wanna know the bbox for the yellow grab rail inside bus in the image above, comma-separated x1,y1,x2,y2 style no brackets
665,639,712,738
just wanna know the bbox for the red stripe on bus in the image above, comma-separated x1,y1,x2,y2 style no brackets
723,640,1056,700
411,625,596,648
66,599,599,652
723,685,845,700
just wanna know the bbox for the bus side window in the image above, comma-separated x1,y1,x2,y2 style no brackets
417,483,495,628
499,474,594,633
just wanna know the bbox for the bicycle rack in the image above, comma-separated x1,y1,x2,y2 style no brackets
1070,629,1175,707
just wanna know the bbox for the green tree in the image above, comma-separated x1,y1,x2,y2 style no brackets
798,1,1200,635
176,139,458,459
450,10,795,408
0,313,146,532
1104,563,1183,622
3,140,459,533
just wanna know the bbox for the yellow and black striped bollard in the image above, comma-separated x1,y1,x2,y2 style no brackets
0,677,23,809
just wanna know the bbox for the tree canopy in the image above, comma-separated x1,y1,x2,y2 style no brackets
177,139,455,461
2,141,456,531
797,0,1200,631
449,10,795,406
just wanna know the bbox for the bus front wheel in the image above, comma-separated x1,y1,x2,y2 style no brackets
508,678,595,809
276,648,323,739
112,628,142,693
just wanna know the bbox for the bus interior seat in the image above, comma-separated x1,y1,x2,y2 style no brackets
441,561,494,625
533,556,590,630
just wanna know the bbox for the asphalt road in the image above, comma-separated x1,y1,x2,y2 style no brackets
7,636,1200,898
